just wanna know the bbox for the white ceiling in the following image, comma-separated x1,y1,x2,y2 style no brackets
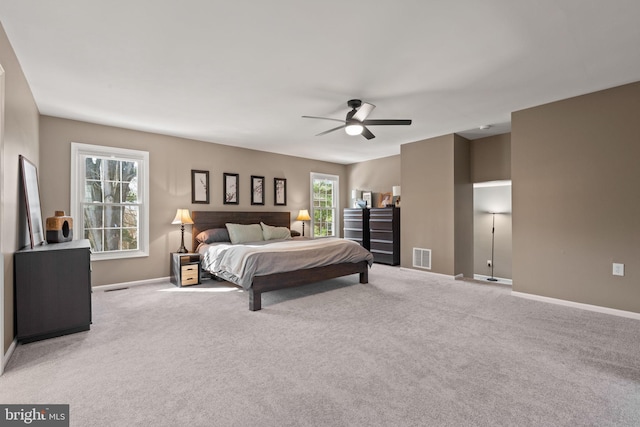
1,1,640,164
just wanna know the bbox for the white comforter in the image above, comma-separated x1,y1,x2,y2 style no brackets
199,238,373,289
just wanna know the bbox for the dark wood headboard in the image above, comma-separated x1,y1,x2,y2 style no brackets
192,211,291,249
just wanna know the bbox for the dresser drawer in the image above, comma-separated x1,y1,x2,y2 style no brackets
369,219,393,231
370,230,393,241
370,241,394,253
344,219,363,229
371,252,395,265
344,211,364,220
344,229,364,240
181,265,199,286
369,209,393,219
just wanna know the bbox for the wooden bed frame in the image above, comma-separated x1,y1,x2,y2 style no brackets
192,211,369,311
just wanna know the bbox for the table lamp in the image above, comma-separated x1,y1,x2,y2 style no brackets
296,209,311,237
393,186,401,207
171,208,194,253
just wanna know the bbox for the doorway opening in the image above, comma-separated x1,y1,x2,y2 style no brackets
473,180,512,285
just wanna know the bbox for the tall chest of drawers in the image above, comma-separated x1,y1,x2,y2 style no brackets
369,207,400,265
343,208,370,249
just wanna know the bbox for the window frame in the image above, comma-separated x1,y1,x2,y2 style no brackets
71,143,149,261
309,172,340,238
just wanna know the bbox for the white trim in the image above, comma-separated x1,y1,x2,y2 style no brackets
70,143,150,261
3,339,16,372
511,291,640,321
92,276,170,292
474,274,513,285
473,180,512,188
398,267,455,280
309,172,340,239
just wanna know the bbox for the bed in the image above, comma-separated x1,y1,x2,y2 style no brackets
192,211,373,311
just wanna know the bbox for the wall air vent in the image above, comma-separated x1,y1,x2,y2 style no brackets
413,248,432,270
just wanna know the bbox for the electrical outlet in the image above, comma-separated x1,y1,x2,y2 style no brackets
613,263,624,277
487,260,492,268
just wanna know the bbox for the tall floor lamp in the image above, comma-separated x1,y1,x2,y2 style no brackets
487,212,498,282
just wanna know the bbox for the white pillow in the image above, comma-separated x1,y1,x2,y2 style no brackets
225,223,264,244
260,222,292,240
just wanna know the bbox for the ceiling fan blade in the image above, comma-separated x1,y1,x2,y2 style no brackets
316,125,345,136
361,126,375,140
302,115,345,123
352,102,376,122
362,119,412,126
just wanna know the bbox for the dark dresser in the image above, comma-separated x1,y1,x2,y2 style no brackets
343,208,370,249
14,239,92,343
369,207,400,265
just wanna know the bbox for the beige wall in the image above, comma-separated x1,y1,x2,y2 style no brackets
346,155,401,208
401,135,454,274
1,24,40,353
470,133,511,183
453,134,473,278
39,116,347,287
512,81,640,313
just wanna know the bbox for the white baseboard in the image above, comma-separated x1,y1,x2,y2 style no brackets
2,338,17,373
473,274,513,286
93,277,169,292
398,267,455,280
511,291,640,321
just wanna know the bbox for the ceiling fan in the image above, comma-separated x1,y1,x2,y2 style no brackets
302,99,412,140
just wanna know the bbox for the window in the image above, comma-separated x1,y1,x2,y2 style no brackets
71,143,149,260
310,173,339,238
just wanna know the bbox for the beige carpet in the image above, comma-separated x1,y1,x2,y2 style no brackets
1,264,639,426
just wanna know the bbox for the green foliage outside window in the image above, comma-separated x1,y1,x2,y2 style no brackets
83,157,139,252
312,178,335,237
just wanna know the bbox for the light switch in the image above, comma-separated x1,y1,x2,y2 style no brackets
612,263,625,277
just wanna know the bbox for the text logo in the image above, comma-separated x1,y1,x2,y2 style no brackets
0,405,68,427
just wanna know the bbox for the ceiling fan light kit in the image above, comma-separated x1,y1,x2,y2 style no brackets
302,99,412,140
345,121,364,136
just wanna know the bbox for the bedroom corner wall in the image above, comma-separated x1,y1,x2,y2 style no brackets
453,134,473,278
38,116,347,287
345,154,401,209
512,81,640,313
400,134,473,277
0,23,40,354
401,135,455,274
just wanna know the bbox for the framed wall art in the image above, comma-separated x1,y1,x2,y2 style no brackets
191,170,209,204
362,191,372,208
274,178,286,206
223,173,239,205
379,192,392,207
251,175,265,205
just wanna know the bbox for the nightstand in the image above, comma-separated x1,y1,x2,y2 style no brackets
170,253,201,287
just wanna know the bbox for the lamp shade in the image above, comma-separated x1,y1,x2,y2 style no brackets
171,209,194,225
296,209,311,221
392,186,401,196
